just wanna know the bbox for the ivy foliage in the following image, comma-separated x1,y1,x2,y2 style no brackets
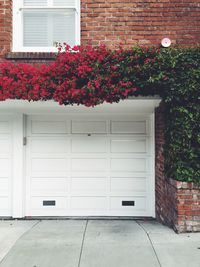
132,47,200,185
0,45,200,184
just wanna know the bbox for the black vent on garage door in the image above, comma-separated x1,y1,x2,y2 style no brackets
43,200,56,206
122,201,135,206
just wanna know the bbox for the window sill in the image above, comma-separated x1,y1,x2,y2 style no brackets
5,52,57,60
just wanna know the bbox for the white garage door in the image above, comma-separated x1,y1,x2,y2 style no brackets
0,115,12,216
25,114,154,217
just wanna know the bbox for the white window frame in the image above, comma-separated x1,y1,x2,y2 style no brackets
12,0,80,52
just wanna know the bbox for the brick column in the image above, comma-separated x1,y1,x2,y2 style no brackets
175,180,200,232
155,104,177,229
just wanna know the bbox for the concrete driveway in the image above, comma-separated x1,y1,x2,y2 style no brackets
0,220,200,267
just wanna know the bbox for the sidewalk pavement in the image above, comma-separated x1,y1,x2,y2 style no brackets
0,219,199,267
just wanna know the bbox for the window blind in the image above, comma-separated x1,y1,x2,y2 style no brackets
24,0,47,6
53,0,76,6
23,10,75,47
24,0,76,6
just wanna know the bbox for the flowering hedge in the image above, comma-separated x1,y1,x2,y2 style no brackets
0,45,200,185
0,45,143,106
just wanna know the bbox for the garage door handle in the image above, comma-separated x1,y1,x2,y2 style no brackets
23,137,27,146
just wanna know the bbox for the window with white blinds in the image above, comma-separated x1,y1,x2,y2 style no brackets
13,0,80,52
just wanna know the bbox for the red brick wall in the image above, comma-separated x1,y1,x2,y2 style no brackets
81,0,200,48
0,0,12,59
155,105,200,233
1,0,200,60
173,180,200,232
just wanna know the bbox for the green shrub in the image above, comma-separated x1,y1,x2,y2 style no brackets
133,47,200,185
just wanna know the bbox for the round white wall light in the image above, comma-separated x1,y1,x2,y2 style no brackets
161,38,171,48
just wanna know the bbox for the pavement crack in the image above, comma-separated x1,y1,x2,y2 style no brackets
136,221,162,267
78,219,88,267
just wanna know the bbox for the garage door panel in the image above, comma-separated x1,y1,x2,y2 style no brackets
0,197,9,210
26,114,154,217
72,121,107,134
31,178,68,196
110,178,147,193
71,158,107,171
32,158,68,172
0,121,11,134
29,210,67,216
0,178,9,196
71,178,107,195
31,171,68,178
31,121,68,134
0,139,11,153
71,138,107,153
0,158,10,172
0,117,12,216
111,121,146,134
31,154,68,159
110,197,146,211
31,138,69,153
110,171,148,178
71,172,107,178
111,139,147,153
71,197,107,210
111,158,147,172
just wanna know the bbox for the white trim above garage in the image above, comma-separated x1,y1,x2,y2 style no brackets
0,98,161,114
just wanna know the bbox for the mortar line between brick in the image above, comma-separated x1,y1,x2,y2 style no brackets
136,221,162,267
78,219,88,267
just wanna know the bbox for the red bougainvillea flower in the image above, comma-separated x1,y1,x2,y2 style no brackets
0,44,159,106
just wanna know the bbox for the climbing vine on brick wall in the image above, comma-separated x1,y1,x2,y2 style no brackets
150,48,200,186
0,45,200,184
